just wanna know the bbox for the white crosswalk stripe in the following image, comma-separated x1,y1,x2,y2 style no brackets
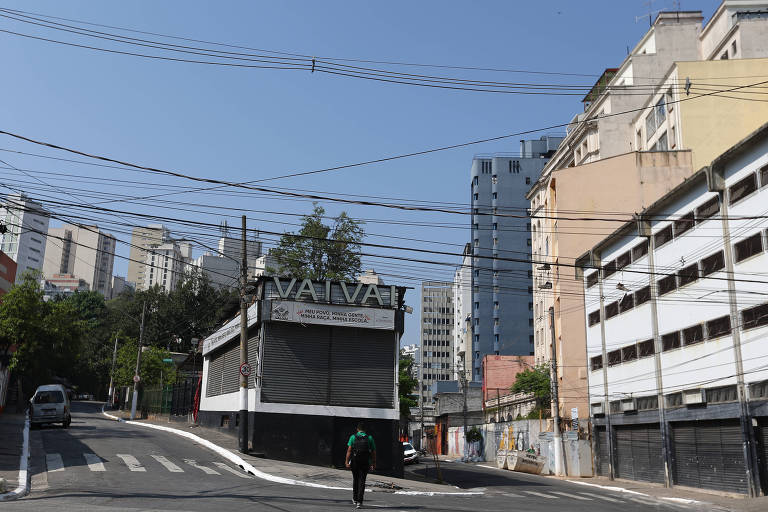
577,492,623,502
212,462,251,478
151,455,184,473
116,454,146,472
184,459,220,475
523,490,559,499
501,492,524,498
45,453,64,473
83,453,105,472
550,491,591,500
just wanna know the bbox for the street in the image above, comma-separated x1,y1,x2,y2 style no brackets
0,402,711,511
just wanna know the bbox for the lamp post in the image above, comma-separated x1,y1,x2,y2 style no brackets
130,301,146,421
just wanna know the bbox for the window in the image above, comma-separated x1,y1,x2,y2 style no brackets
734,232,763,262
474,301,479,310
605,301,619,319
701,251,725,276
492,222,498,230
654,225,673,248
760,164,768,188
622,344,637,362
677,263,699,287
526,239,532,246
528,302,533,311
619,293,634,313
707,385,738,404
666,88,674,111
729,173,757,205
673,212,695,237
655,131,668,151
662,331,681,351
638,339,655,357
742,303,768,330
635,286,651,305
695,196,719,222
588,310,601,326
658,274,677,295
492,192,497,200
731,40,737,57
607,349,622,366
707,315,731,339
525,177,531,185
603,260,617,278
616,251,631,270
682,324,704,346
586,272,598,288
473,176,478,186
721,51,729,60
632,240,649,260
473,193,479,201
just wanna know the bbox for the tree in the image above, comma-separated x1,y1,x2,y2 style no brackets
114,338,176,388
398,356,418,418
270,204,364,280
511,364,551,418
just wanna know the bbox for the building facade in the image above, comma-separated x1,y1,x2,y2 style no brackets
0,193,49,283
44,224,116,297
0,250,17,297
127,224,172,289
452,243,472,381
470,136,562,382
419,281,454,408
144,242,185,293
579,123,768,496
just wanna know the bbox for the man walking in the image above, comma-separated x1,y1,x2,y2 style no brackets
345,422,376,509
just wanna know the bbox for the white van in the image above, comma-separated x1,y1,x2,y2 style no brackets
30,384,71,428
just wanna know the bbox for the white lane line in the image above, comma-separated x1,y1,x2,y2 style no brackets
578,492,623,502
151,455,184,473
184,459,220,475
502,492,524,498
45,453,65,473
550,491,591,500
116,454,146,472
523,490,558,499
212,462,251,478
83,453,105,472
478,464,501,470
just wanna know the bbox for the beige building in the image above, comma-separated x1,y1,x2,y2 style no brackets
144,242,184,293
43,224,115,297
126,224,171,289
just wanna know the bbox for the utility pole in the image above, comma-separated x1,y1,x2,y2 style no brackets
238,215,249,454
107,334,118,407
548,306,565,476
130,302,146,421
459,364,468,459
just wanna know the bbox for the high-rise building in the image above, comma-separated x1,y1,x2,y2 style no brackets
419,281,454,407
0,193,50,283
144,242,184,293
127,224,171,289
43,224,115,297
469,135,563,381
452,243,472,381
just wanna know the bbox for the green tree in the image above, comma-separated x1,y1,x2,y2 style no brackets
114,338,176,388
398,356,418,418
270,204,364,280
511,364,551,417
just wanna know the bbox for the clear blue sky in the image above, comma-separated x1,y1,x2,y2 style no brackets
0,0,721,346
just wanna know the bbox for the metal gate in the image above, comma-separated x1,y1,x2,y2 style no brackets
672,419,748,494
614,424,664,483
758,418,768,495
594,426,611,476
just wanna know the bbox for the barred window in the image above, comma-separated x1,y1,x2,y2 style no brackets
635,286,651,305
706,385,738,403
586,272,598,288
665,392,683,408
673,211,695,237
616,251,631,270
588,310,601,326
638,339,655,357
729,172,757,205
590,355,603,371
607,349,622,366
603,260,617,278
662,331,681,351
637,395,658,411
605,301,619,319
632,240,649,260
682,324,704,346
658,274,677,295
695,196,719,222
707,315,731,339
621,344,638,362
734,232,763,263
701,251,724,277
742,303,768,330
619,293,634,313
654,225,673,248
678,263,699,287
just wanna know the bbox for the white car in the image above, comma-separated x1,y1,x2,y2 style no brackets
403,442,419,464
30,384,71,428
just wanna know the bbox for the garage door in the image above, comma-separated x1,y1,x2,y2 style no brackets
758,418,768,495
594,426,611,476
672,420,748,494
614,424,664,483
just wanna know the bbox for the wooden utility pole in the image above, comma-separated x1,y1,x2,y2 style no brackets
238,215,249,454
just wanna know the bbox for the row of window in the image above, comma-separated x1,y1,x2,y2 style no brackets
423,373,451,382
423,307,451,314
601,384,741,415
590,302,768,371
423,317,451,325
422,362,450,369
423,351,451,358
422,338,450,345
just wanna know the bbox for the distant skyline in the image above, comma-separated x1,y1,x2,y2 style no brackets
0,0,722,346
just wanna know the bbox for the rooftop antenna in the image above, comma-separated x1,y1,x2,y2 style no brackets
220,220,229,238
636,0,662,27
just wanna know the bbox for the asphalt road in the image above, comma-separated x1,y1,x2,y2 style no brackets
4,402,711,511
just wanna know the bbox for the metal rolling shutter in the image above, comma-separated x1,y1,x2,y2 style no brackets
329,327,395,409
594,426,610,476
248,334,259,389
759,419,768,494
221,343,240,395
615,428,636,480
614,425,664,483
261,323,330,405
672,423,698,488
206,349,224,397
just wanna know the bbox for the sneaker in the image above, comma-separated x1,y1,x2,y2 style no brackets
355,505,361,510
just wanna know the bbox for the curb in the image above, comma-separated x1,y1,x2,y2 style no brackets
0,412,30,502
101,406,481,496
568,479,708,506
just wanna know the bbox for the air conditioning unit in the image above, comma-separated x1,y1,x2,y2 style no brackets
590,402,605,415
683,388,706,405
620,398,637,412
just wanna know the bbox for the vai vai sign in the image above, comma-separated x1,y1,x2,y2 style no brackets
270,300,395,330
267,277,399,308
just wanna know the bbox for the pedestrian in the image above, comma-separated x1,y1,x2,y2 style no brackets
345,422,376,509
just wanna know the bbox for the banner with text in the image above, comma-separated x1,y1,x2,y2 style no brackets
270,300,394,330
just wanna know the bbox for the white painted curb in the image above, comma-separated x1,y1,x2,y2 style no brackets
0,412,30,502
101,406,480,496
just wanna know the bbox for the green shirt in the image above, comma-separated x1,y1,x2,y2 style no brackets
347,432,376,464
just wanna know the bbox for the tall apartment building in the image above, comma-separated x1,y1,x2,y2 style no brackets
127,224,171,289
0,193,50,283
419,281,454,407
144,242,185,293
43,224,116,297
469,135,563,381
452,243,472,381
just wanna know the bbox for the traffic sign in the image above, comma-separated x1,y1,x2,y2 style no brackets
133,375,141,383
239,363,252,377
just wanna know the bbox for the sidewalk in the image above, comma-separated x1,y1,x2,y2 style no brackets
0,412,26,497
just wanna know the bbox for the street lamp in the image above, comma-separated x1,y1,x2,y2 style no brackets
130,301,147,421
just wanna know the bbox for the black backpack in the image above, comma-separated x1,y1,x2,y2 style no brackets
352,433,370,463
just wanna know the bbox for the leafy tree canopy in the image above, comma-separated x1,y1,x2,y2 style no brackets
398,355,418,418
511,364,551,403
114,338,176,388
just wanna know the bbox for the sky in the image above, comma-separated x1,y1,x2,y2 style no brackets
0,0,723,346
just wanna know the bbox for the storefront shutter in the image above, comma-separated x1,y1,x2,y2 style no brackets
758,419,768,494
614,424,664,483
205,350,224,397
221,343,240,395
594,426,610,476
329,327,395,409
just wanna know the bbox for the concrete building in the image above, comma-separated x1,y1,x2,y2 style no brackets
110,276,133,299
400,343,420,379
42,274,90,299
577,122,768,496
193,253,239,290
470,135,563,382
43,224,116,297
0,193,49,282
144,243,184,293
452,243,472,381
0,251,17,297
359,268,384,285
127,224,171,289
419,281,454,408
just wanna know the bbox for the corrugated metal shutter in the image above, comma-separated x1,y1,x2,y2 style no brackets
672,420,748,494
615,428,635,480
221,343,239,395
261,323,330,405
758,419,768,494
206,349,224,397
248,334,259,389
594,426,610,476
614,425,664,483
329,327,395,409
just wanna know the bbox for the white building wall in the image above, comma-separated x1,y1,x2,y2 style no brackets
0,194,49,283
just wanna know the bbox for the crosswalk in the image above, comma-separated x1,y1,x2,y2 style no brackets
44,452,251,479
500,490,690,508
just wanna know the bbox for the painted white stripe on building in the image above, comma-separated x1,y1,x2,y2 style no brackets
83,453,105,472
550,491,591,500
116,454,146,472
151,455,183,473
184,459,220,475
45,453,64,473
212,462,251,478
523,490,558,499
578,492,622,502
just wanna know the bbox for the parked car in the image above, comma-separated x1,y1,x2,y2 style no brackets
30,384,71,428
403,442,419,464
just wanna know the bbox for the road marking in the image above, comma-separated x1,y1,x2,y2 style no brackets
578,492,623,502
45,453,64,473
523,490,558,499
550,491,591,500
184,459,220,475
83,453,105,472
151,455,184,473
116,454,146,472
212,462,250,478
502,492,524,498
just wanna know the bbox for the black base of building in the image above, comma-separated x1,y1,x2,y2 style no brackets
198,410,404,478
